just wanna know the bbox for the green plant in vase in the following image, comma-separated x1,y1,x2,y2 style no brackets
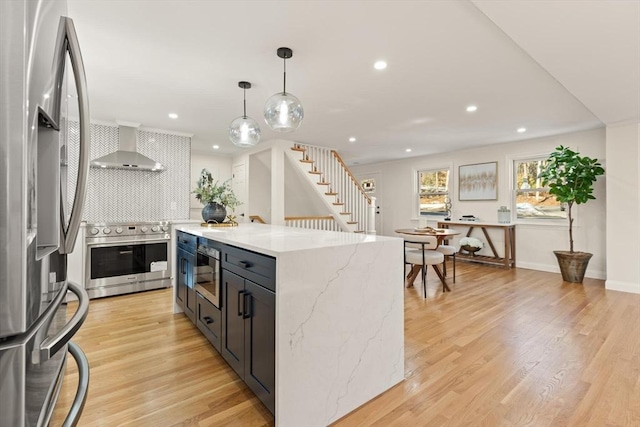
193,169,241,223
539,145,604,283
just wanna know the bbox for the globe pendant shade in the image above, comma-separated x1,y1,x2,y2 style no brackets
264,92,304,132
229,115,261,147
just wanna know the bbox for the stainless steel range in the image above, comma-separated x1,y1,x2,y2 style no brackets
84,221,171,299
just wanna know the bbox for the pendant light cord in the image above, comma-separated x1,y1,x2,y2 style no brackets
243,86,247,118
283,57,287,94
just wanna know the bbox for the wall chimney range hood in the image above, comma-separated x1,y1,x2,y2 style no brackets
90,123,164,171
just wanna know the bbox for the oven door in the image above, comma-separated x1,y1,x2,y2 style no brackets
195,252,220,308
85,238,169,290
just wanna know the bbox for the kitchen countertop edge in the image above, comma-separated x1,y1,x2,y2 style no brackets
174,223,399,257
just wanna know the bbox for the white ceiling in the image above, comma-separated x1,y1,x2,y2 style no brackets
67,0,639,166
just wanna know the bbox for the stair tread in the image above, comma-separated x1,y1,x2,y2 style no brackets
291,147,306,152
340,212,351,215
308,171,322,175
325,192,338,196
317,182,330,185
347,221,358,224
332,203,344,206
300,160,314,163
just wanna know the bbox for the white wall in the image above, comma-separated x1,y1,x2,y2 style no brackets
351,128,607,279
189,152,232,221
284,157,332,217
605,122,640,293
248,150,272,222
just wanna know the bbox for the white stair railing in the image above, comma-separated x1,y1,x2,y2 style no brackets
295,144,373,233
285,216,341,231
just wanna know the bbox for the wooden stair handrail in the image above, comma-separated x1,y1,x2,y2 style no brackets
249,215,267,224
331,150,372,204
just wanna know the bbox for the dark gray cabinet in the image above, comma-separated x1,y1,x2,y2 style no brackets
195,291,222,351
176,231,196,323
221,270,246,374
243,278,276,412
221,246,276,415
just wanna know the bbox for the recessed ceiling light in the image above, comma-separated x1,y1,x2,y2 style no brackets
517,127,527,133
349,137,356,142
405,148,412,153
212,145,220,150
168,113,178,119
44,94,50,99
466,105,477,112
374,60,387,70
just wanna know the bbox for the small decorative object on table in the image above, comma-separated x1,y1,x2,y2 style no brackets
497,206,511,224
459,237,483,256
444,196,452,221
193,168,242,224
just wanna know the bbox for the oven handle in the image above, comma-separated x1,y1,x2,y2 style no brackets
86,237,169,248
34,281,89,364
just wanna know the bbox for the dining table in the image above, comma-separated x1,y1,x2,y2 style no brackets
394,227,461,291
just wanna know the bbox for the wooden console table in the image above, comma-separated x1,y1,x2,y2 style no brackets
437,221,516,269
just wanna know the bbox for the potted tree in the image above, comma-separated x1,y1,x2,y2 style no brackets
539,145,605,283
193,169,241,223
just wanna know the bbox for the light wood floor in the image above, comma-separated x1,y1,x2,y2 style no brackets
52,264,640,426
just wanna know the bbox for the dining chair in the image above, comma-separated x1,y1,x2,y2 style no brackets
436,244,457,283
400,234,447,297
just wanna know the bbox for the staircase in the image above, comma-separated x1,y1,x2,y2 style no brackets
285,144,374,233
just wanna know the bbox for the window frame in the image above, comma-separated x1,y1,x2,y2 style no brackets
509,153,569,225
415,166,451,218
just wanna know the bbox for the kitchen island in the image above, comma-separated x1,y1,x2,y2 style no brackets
173,223,404,427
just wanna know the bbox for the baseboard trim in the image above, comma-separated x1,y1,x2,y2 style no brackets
605,280,640,294
516,261,606,280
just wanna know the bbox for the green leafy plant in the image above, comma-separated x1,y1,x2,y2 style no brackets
539,146,604,253
192,169,241,210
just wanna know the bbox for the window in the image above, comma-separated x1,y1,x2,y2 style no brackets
514,158,566,219
418,168,449,216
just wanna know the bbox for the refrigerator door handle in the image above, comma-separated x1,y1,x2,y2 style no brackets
61,341,90,427
34,281,89,364
54,17,90,255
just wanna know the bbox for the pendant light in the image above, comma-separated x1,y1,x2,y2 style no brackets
229,81,261,148
264,47,304,132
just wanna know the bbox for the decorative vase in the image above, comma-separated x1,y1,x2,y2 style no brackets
460,245,481,256
202,202,227,223
553,250,593,283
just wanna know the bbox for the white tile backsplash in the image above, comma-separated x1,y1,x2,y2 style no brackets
67,121,190,222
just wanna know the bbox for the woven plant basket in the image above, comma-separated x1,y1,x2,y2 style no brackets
554,251,593,283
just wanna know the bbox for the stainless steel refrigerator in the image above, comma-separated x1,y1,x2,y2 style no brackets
1,0,91,425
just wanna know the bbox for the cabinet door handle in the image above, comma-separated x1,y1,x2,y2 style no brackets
203,316,214,324
181,258,185,274
237,290,245,316
242,292,252,319
238,261,252,269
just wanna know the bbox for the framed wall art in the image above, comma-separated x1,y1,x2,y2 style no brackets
361,178,376,193
458,161,498,201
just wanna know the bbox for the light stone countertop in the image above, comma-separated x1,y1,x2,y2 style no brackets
174,222,399,257
173,222,405,425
